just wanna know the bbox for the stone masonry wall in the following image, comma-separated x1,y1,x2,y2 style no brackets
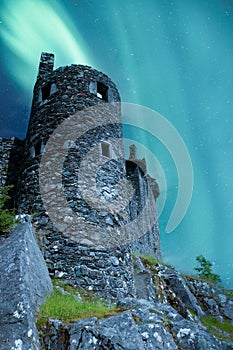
16,53,136,298
18,53,121,215
126,161,161,259
0,137,24,207
41,232,136,299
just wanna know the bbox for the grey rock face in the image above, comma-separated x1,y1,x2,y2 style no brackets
156,264,204,317
39,300,232,350
0,221,52,350
37,258,233,349
187,278,233,322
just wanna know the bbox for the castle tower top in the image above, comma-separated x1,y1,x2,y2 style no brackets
20,52,122,214
38,52,54,76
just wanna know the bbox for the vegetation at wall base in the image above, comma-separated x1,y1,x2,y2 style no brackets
37,279,125,325
0,186,15,234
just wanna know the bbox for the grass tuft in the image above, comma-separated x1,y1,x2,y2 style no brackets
37,288,123,326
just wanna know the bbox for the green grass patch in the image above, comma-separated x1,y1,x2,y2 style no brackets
225,291,233,298
140,255,159,266
188,309,198,318
201,316,233,342
37,288,123,326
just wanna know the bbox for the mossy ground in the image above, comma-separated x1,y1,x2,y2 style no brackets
37,279,124,325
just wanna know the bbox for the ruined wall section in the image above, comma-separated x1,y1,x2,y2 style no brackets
0,138,16,188
126,160,161,259
0,137,24,207
42,235,135,299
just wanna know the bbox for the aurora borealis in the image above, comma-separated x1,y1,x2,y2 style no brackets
0,0,233,287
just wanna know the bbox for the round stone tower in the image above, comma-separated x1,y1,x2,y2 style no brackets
17,53,137,299
16,53,161,298
18,52,122,215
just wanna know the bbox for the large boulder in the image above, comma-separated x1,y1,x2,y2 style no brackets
0,217,52,350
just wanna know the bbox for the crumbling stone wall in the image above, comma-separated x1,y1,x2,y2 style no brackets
15,53,135,298
126,161,161,258
41,232,135,298
0,138,24,188
0,138,14,188
0,137,24,207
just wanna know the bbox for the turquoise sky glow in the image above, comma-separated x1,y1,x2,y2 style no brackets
0,0,232,287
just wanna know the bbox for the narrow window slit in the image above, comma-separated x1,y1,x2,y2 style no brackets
35,142,41,156
97,82,108,101
101,142,111,157
41,83,52,101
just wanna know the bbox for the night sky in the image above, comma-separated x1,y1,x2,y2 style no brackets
0,0,233,287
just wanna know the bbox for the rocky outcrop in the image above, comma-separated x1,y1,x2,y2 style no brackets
38,257,233,349
39,299,233,350
0,217,52,350
0,221,232,349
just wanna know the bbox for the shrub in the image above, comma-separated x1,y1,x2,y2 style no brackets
0,186,15,233
194,255,221,285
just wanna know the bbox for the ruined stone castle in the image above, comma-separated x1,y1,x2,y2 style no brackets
0,52,160,298
1,53,233,350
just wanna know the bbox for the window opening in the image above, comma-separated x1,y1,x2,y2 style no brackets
41,83,52,101
97,82,108,101
101,142,110,157
35,142,41,157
